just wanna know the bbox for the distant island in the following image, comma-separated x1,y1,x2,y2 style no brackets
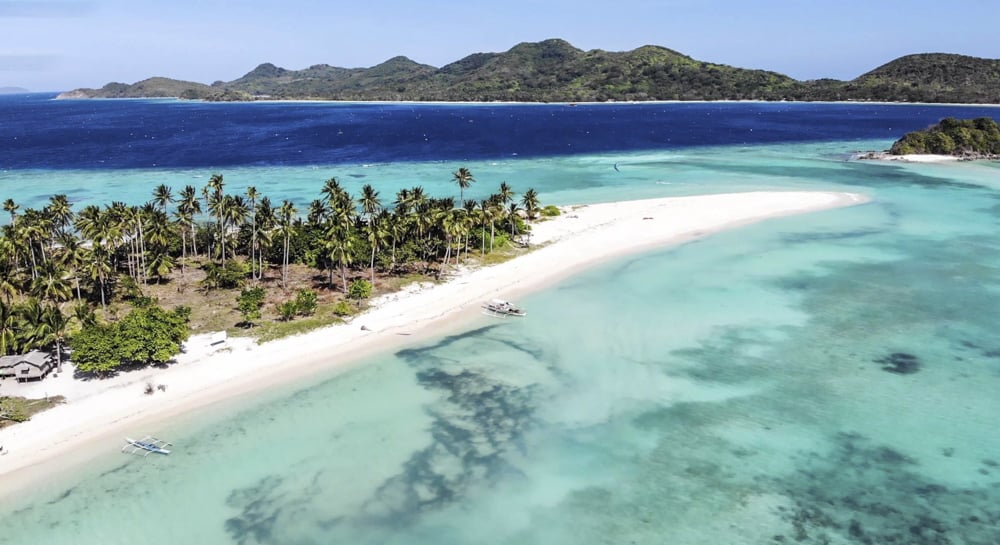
57,39,1000,104
0,87,29,95
890,117,1000,158
854,117,1000,162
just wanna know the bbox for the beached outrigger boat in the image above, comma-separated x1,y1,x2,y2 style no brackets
481,298,526,317
122,436,172,456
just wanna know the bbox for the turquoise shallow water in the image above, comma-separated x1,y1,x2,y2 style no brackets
3,142,1000,544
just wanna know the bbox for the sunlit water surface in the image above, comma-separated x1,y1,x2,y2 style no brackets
1,101,1000,544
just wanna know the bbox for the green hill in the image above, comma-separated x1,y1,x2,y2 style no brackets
58,77,215,100
55,40,1000,104
845,54,1000,103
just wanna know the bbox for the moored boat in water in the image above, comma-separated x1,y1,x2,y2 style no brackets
122,436,172,456
481,298,526,317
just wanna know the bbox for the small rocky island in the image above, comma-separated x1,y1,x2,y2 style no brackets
885,117,1000,160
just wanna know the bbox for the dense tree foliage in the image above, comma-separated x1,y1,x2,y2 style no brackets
60,41,1000,104
890,117,1000,156
71,304,190,375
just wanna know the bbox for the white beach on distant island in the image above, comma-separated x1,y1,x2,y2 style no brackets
855,152,963,163
0,190,869,498
882,154,961,163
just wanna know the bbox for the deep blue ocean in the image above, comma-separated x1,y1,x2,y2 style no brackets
2,95,1000,545
2,93,999,170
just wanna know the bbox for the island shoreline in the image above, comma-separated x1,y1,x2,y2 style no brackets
0,190,870,502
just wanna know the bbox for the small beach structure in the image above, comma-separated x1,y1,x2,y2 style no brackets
0,351,53,382
122,436,173,456
482,298,527,318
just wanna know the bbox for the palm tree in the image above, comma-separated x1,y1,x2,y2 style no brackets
152,184,174,214
146,251,176,283
43,305,69,372
478,199,491,254
327,187,355,230
205,174,225,262
0,300,17,355
521,188,540,220
390,188,413,269
16,298,49,352
0,229,24,302
73,205,102,244
53,232,86,301
359,184,383,284
144,209,172,251
498,181,515,207
508,202,521,238
144,208,174,285
307,199,328,225
221,194,249,262
462,199,477,260
0,266,18,304
255,197,275,280
19,209,53,277
359,184,381,221
325,225,353,293
178,185,202,257
46,194,74,237
437,208,463,267
30,261,72,303
173,208,193,278
393,188,412,216
276,200,297,287
321,177,344,207
246,186,259,281
72,300,96,329
3,198,19,227
453,167,475,203
366,213,389,285
483,196,503,252
85,245,112,312
134,204,152,284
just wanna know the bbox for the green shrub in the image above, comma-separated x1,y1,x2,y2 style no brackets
237,287,266,326
294,289,318,316
347,279,372,300
277,300,298,321
332,301,353,316
540,205,561,217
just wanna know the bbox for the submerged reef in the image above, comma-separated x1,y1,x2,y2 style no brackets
772,432,999,545
874,352,921,374
362,328,540,523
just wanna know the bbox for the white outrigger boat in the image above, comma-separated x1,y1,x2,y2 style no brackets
122,436,172,456
481,298,526,317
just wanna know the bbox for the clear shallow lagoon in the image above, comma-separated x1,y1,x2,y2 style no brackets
2,99,1000,544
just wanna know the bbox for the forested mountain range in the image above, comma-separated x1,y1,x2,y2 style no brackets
57,39,1000,103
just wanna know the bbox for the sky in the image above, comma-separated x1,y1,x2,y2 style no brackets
1,0,997,92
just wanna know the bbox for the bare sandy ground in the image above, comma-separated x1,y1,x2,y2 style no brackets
0,191,868,497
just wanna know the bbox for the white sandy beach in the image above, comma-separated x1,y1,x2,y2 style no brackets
0,190,868,497
856,151,962,163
